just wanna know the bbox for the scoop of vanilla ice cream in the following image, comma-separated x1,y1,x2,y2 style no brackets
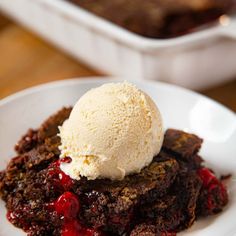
59,82,163,180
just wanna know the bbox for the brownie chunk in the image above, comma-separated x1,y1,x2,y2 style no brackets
163,129,203,160
15,107,72,155
130,223,161,236
173,172,202,230
15,129,38,154
79,157,179,234
37,107,72,141
130,223,176,236
138,171,202,232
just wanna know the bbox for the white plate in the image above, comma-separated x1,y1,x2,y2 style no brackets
0,77,236,236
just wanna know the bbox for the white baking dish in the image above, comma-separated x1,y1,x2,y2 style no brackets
0,0,236,89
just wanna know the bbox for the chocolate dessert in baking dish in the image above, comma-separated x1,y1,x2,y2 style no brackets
66,0,235,38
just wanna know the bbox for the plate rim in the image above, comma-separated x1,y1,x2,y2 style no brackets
0,76,235,118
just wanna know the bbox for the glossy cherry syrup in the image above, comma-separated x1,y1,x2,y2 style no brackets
48,157,74,190
54,192,80,218
47,157,104,236
197,168,228,211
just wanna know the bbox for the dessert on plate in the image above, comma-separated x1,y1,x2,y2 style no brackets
0,82,229,236
66,0,235,38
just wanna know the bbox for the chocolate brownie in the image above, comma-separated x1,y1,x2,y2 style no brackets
78,157,179,234
66,0,235,38
0,108,229,236
130,223,176,236
163,128,203,159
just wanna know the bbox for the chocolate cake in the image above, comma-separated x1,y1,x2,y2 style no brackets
66,0,235,38
0,107,229,236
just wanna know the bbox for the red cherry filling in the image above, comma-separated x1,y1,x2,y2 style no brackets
62,222,104,236
61,220,82,236
197,168,228,212
47,157,73,190
46,167,103,236
54,192,80,219
60,157,73,164
197,168,216,188
62,226,104,236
